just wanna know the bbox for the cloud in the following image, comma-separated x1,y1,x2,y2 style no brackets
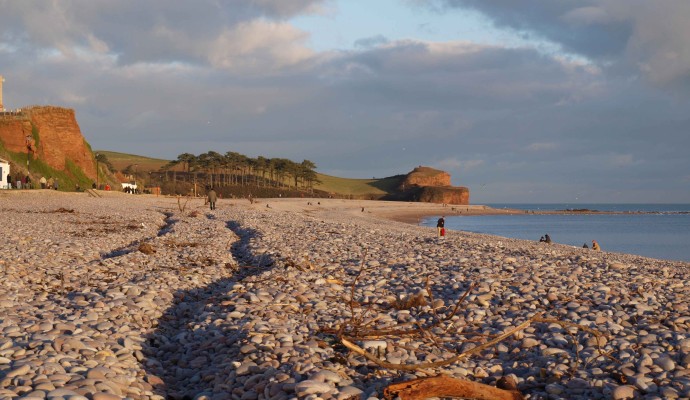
416,0,690,88
561,6,613,26
354,35,390,49
249,0,327,18
207,20,314,72
0,1,324,70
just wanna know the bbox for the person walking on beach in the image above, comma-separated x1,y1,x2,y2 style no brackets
40,176,47,189
437,216,445,238
592,240,601,251
544,234,552,244
207,187,217,210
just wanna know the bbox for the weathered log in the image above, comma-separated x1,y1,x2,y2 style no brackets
383,375,524,400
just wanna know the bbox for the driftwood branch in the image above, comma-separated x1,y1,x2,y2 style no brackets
383,375,524,400
177,195,191,212
340,313,541,371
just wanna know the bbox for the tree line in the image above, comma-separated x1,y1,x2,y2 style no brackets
162,151,320,190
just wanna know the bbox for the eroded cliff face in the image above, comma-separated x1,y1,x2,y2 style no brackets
402,166,451,188
0,118,32,153
417,186,470,205
399,166,470,205
0,106,95,179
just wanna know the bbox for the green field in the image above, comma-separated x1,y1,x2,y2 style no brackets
97,150,404,196
314,174,403,196
96,150,173,172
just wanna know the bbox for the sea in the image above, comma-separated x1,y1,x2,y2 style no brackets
421,204,690,263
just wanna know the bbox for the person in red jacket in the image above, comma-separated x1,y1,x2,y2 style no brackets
436,216,445,238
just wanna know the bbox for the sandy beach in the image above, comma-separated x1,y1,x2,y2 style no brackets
1,191,689,400
253,197,520,224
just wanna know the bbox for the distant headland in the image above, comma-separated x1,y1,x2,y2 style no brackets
0,105,470,204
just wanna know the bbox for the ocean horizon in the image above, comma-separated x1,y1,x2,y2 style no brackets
422,203,690,262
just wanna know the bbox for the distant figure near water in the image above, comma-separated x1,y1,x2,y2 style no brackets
544,234,552,244
436,216,445,238
592,240,601,251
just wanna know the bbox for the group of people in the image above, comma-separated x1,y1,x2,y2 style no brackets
584,240,601,251
540,233,600,250
5,174,33,189
41,176,58,190
4,174,60,190
539,234,552,244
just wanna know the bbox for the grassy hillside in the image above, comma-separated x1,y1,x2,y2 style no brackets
97,150,173,172
99,150,405,197
313,174,403,196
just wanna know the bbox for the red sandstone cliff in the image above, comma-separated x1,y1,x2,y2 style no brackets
0,106,95,179
401,166,452,188
397,166,470,205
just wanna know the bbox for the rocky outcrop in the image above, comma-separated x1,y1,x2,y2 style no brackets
395,166,470,205
401,166,451,188
417,186,470,205
0,106,95,179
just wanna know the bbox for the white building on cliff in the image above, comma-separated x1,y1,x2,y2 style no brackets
0,157,10,189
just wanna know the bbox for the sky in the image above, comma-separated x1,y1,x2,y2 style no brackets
1,0,689,203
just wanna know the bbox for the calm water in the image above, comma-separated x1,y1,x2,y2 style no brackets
422,204,690,262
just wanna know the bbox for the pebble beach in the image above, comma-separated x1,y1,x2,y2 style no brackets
1,191,689,400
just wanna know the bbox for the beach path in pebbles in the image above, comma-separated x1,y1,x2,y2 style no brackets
1,192,689,400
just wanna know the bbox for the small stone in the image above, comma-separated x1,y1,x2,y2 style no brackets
660,387,679,399
309,370,342,384
608,262,627,270
295,380,334,395
6,364,31,378
545,383,564,395
612,385,636,400
654,356,675,371
542,348,567,356
235,361,258,376
362,340,387,351
337,386,363,400
521,338,539,348
93,393,122,400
